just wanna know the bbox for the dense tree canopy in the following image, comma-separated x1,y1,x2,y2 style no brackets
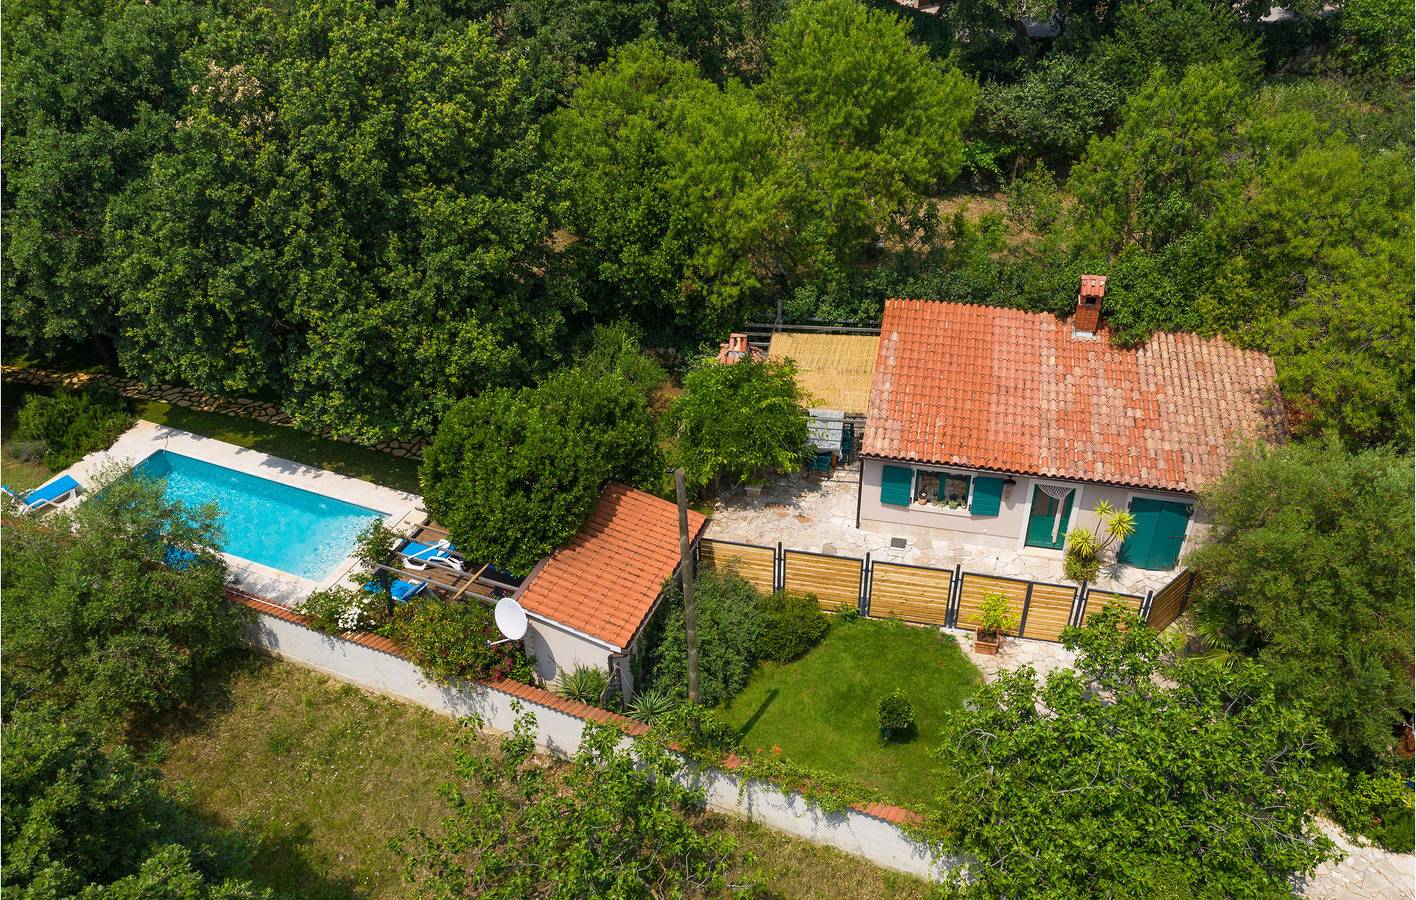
2,469,244,727
420,330,662,573
2,709,267,898
399,710,740,897
1186,442,1415,764
108,0,558,441
934,603,1338,898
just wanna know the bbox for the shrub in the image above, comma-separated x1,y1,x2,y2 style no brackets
14,388,134,470
387,597,533,685
1321,760,1416,853
877,690,915,740
666,357,810,493
421,362,660,575
976,591,1019,639
644,570,765,707
1063,501,1137,583
299,586,388,634
555,665,610,706
834,602,861,624
756,591,830,663
627,687,679,725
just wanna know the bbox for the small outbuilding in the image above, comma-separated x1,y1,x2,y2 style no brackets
513,482,706,702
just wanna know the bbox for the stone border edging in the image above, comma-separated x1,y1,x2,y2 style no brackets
225,588,927,833
3,365,426,459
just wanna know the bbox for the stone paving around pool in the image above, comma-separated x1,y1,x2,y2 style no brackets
63,421,426,602
705,463,1176,595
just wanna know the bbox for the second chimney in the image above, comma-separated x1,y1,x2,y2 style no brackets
1074,274,1107,337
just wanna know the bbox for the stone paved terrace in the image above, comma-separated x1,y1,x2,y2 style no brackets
704,464,1177,595
1303,823,1415,899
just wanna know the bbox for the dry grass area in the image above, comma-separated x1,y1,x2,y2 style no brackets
153,653,930,899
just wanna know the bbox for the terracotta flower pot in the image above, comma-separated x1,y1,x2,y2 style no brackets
974,627,1001,655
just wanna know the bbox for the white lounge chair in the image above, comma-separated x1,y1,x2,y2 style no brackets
2,474,82,513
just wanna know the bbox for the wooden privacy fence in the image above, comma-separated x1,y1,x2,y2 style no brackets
696,538,1197,643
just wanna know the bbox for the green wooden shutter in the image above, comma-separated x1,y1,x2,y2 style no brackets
970,476,1005,516
1145,502,1192,569
1119,498,1160,567
880,465,912,506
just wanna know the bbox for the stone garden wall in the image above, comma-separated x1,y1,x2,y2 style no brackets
1,365,425,459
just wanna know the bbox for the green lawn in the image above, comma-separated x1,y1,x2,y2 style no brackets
152,653,930,900
1,384,420,494
719,617,982,811
137,401,421,493
2,388,56,492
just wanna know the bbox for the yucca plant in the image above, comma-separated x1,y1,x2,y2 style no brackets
627,687,679,725
1063,500,1136,583
554,665,610,706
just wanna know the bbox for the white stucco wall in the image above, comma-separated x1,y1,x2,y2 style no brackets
241,610,960,882
522,616,615,686
858,457,1200,567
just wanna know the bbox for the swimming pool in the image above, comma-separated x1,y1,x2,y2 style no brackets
132,450,385,581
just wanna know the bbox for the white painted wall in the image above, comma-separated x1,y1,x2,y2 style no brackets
858,457,1199,569
242,611,960,882
522,617,614,688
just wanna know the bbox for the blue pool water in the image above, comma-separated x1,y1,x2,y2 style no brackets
132,450,384,581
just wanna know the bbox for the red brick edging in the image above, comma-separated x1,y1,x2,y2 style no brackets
227,589,920,826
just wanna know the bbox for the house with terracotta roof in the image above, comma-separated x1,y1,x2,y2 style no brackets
855,277,1285,572
513,481,706,701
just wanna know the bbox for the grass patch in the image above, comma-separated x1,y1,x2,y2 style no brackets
153,652,929,899
136,401,421,492
2,386,56,492
718,617,981,811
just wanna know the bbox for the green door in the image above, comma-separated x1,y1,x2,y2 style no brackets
1024,486,1074,550
1119,498,1192,569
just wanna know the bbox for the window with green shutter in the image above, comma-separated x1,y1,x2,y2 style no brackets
880,465,913,506
970,476,1005,516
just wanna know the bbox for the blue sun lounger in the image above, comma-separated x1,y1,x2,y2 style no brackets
2,474,82,513
398,539,466,572
364,577,426,604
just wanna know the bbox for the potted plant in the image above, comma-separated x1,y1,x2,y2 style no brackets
974,590,1019,655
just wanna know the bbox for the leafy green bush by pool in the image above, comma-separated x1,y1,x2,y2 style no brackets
14,388,134,470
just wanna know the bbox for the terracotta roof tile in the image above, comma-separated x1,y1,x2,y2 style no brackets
515,483,706,649
863,300,1284,493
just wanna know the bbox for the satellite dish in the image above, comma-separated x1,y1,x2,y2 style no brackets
494,597,529,642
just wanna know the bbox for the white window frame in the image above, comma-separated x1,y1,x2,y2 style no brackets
909,465,976,516
1015,478,1085,552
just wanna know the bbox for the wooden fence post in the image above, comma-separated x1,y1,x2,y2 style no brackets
1017,583,1034,638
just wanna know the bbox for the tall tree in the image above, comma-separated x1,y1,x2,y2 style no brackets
765,0,976,264
420,336,662,574
1186,442,1415,764
935,603,1338,897
111,0,560,441
2,468,242,726
2,0,205,366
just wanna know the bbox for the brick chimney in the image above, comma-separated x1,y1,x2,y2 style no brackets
716,332,761,364
1074,274,1107,337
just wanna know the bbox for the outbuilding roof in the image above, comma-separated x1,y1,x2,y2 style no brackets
767,332,881,415
862,300,1285,494
515,482,706,650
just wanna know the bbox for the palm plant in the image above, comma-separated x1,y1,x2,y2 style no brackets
554,665,610,706
627,687,679,725
1063,501,1136,583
